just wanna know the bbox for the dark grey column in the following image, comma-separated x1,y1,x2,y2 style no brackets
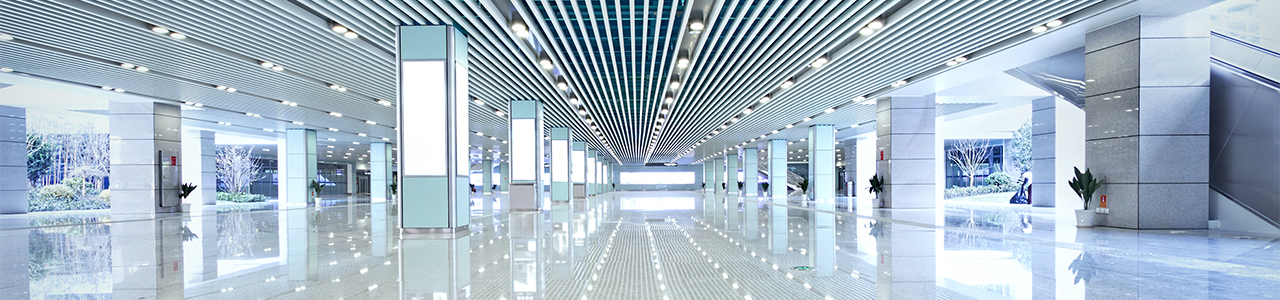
1085,15,1209,229
0,105,25,214
875,95,937,208
109,101,182,215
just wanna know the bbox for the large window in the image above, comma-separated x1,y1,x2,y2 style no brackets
620,172,695,185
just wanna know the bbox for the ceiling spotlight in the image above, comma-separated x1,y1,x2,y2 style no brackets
0,34,12,40
150,26,170,34
337,86,347,92
473,99,485,105
495,110,505,116
328,128,339,131
271,65,284,71
859,27,875,35
358,133,367,137
811,56,828,68
1046,19,1063,27
568,96,579,105
803,117,812,122
720,124,728,129
343,31,359,39
578,108,588,115
475,132,485,136
868,20,884,30
135,66,149,72
1032,25,1048,33
382,138,390,141
853,96,866,102
661,108,670,114
850,124,859,128
113,88,125,93
689,21,705,32
677,58,690,68
169,32,186,39
742,108,753,114
260,62,274,68
329,112,343,117
293,121,304,125
539,58,553,70
365,120,376,125
263,128,274,132
955,56,968,63
194,103,204,107
664,96,674,104
825,107,836,113
891,80,908,87
377,100,392,106
785,124,794,128
759,95,771,104
0,67,11,72
120,63,135,69
510,21,527,33
946,60,958,66
332,25,348,33
226,87,236,93
780,80,794,89
216,85,227,90
557,80,569,91
730,117,739,123
329,84,340,90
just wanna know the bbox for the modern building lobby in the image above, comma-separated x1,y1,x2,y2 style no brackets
1,0,1278,299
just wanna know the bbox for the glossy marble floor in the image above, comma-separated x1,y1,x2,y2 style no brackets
1,191,1278,299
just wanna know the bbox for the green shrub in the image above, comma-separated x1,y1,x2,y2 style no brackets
944,185,1020,199
217,192,268,203
38,184,76,200
985,171,1015,188
98,189,111,204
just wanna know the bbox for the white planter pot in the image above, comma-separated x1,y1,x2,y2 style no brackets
1075,209,1096,227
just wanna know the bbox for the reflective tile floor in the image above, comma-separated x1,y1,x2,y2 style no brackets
1,191,1278,299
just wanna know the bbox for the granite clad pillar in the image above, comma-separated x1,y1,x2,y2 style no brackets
714,157,725,194
0,106,26,214
1031,97,1086,208
509,100,544,211
284,129,317,206
704,161,715,193
767,140,787,200
572,141,586,197
550,127,572,202
500,161,510,193
876,95,937,209
109,101,182,215
371,142,393,202
397,25,470,232
809,125,835,201
181,130,216,206
742,148,758,197
726,153,739,195
1084,15,1209,228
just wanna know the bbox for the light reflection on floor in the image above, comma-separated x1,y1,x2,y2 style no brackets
1,191,1278,299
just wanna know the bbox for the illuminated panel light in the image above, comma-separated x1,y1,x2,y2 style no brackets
378,100,392,106
402,62,449,176
552,137,568,182
780,80,794,89
573,148,586,183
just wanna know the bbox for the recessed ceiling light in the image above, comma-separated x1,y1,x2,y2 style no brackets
365,120,376,125
194,103,204,107
330,112,343,117
263,128,274,132
868,20,884,30
803,117,812,122
785,124,794,128
1046,19,1063,27
569,97,579,105
669,80,680,89
780,80,794,89
510,21,527,33
825,108,836,113
0,34,13,41
0,67,11,72
226,88,236,93
381,138,390,141
557,81,569,91
689,21,705,31
730,117,739,123
377,100,391,106
293,121,304,125
859,27,875,35
494,110,505,116
742,108,753,114
664,96,674,104
328,138,336,141
539,58,553,70
811,56,828,68
352,142,360,145
328,128,339,131
332,25,348,33
1032,26,1048,33
113,88,125,93
168,32,186,39
343,31,358,39
271,65,284,71
677,58,689,68
216,85,227,90
475,132,484,136
135,66,149,72
120,63,135,69
578,108,588,115
946,60,958,66
358,133,367,137
260,61,274,68
955,56,968,63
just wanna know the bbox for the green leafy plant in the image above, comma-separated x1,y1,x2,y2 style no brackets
761,182,770,191
737,181,744,190
985,171,1014,188
179,183,198,199
868,174,885,196
1067,167,1103,210
799,177,809,194
309,180,325,198
389,182,398,196
38,184,76,200
943,185,1020,199
216,192,267,203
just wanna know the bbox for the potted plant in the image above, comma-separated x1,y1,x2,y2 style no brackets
737,181,744,190
799,178,809,197
308,180,324,203
179,183,198,212
760,182,770,196
1067,167,1103,227
868,174,885,207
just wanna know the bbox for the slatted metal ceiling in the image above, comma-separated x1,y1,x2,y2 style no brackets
0,0,1106,165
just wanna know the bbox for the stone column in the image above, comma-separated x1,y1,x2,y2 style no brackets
726,153,739,195
586,151,597,196
371,142,392,202
397,25,470,232
809,124,835,201
0,106,26,214
742,148,759,197
704,161,715,193
500,161,510,193
284,129,317,206
550,127,572,202
1031,97,1087,208
508,100,544,211
109,101,182,215
482,159,493,195
345,164,355,194
842,140,856,197
714,157,725,194
572,141,586,197
767,140,787,200
876,95,937,209
1085,15,1209,229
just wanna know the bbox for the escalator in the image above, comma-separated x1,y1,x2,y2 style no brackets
1208,32,1280,229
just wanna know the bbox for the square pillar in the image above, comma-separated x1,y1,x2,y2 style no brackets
500,161,510,193
550,127,572,202
109,101,182,215
1031,97,1086,208
596,154,604,194
767,140,788,200
0,106,26,214
482,159,493,194
181,130,216,206
397,25,470,232
714,158,725,194
586,151,597,196
284,129,317,206
1085,15,1209,228
508,100,544,211
704,161,715,193
742,148,758,197
371,142,393,202
809,124,836,201
876,95,937,209
572,142,586,197
842,140,857,197
726,153,739,195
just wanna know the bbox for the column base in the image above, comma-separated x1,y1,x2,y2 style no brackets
401,226,470,239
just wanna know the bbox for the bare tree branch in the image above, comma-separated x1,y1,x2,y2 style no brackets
216,146,263,193
948,139,991,186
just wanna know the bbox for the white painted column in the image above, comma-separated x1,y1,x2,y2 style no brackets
181,130,216,206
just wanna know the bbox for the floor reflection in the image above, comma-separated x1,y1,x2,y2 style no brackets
6,191,1280,299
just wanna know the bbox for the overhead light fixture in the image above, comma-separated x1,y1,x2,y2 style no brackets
730,117,739,123
557,79,569,91
955,56,968,63
343,31,358,39
358,133,367,137
263,128,274,132
742,108,753,114
759,95,771,104
811,56,828,68
785,124,794,128
1046,19,1063,27
825,107,836,113
271,65,284,71
891,80,908,87
1032,25,1048,33
868,20,884,30
377,100,392,106
475,132,485,136
329,112,343,117
365,120,376,125
677,57,690,68
859,27,875,35
946,60,958,66
780,80,794,89
226,87,236,92
568,96,579,105
803,117,812,122
113,88,125,93
0,67,11,72
689,21,705,32
669,79,680,89
120,63,135,69
0,34,12,40
293,121,304,125
539,58,553,70
495,110,505,116
149,26,169,34
216,85,227,90
332,25,348,33
664,96,674,104
329,128,339,131
382,138,390,141
260,61,273,68
850,124,859,128
577,108,587,115
661,108,670,114
473,99,485,105
169,32,186,39
510,21,527,33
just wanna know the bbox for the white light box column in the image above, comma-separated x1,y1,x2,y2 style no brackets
551,127,571,202
572,141,586,198
397,25,469,232
508,100,544,211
